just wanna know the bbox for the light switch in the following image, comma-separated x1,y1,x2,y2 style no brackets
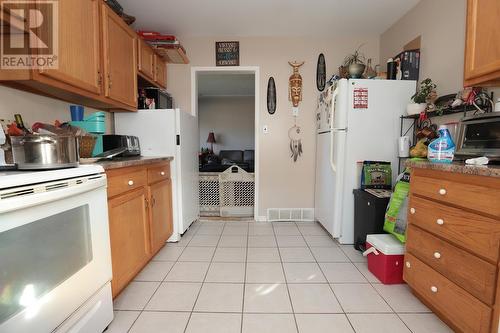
263,125,269,134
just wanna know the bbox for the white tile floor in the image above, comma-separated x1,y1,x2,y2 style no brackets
107,220,453,333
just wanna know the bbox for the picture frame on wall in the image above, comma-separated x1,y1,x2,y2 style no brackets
215,41,240,66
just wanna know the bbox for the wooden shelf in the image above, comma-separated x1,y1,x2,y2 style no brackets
152,46,189,64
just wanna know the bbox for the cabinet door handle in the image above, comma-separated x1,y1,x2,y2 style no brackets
436,218,444,225
128,180,134,186
410,207,415,214
433,252,441,259
160,171,165,176
430,286,438,293
439,188,447,195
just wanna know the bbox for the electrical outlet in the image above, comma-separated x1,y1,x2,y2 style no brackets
263,125,269,134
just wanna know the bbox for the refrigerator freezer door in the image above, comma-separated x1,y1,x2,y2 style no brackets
114,110,176,156
176,109,200,234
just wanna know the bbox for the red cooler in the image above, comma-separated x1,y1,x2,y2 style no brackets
363,234,405,284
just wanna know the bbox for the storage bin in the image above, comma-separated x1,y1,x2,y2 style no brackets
363,234,405,284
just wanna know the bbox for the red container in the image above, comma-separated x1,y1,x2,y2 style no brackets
364,234,405,284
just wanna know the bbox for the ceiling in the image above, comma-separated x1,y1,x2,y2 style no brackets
119,0,420,37
198,73,255,97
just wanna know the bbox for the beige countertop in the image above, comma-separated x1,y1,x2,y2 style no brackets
406,159,500,178
97,156,173,170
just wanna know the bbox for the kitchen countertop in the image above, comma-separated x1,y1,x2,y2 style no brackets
406,159,500,178
97,156,173,170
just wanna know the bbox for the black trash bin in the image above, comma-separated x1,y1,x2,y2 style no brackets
353,189,391,251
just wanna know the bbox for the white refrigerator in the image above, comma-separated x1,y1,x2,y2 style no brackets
114,109,199,241
314,79,416,244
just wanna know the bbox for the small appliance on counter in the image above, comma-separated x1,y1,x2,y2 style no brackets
102,134,141,157
455,113,500,161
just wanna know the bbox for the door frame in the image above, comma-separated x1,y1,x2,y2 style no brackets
191,66,260,219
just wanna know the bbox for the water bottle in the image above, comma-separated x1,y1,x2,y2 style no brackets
427,125,455,164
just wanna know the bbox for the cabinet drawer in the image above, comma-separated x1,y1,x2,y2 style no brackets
410,170,500,217
406,225,496,305
148,163,170,184
408,195,500,263
404,253,492,333
107,168,147,197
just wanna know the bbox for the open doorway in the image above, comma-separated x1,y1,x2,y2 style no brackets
192,67,260,219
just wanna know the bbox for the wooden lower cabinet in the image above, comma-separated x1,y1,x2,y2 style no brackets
108,187,150,297
149,178,174,254
106,161,173,297
405,167,500,333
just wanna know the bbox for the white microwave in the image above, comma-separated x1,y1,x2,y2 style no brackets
456,113,500,160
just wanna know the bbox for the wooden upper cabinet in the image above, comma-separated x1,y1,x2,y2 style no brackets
154,55,167,89
138,39,155,81
464,0,500,86
36,0,102,94
149,178,173,254
101,3,137,108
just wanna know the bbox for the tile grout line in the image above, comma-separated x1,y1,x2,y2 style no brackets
273,222,300,333
294,221,356,333
125,225,194,333
336,234,415,332
182,220,225,333
240,221,250,333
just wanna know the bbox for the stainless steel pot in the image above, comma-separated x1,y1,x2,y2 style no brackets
11,134,79,170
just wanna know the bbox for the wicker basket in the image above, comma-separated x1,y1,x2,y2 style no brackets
78,135,96,158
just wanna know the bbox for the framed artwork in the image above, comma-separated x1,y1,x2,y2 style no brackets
215,41,239,66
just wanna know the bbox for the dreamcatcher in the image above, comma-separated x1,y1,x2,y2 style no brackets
288,122,303,162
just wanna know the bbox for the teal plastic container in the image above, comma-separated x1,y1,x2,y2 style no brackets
70,111,106,156
427,125,455,164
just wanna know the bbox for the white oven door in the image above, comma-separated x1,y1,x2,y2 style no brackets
0,175,111,333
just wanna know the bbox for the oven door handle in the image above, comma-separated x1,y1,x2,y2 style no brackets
0,176,107,214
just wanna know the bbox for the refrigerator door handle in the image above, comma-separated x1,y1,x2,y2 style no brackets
330,128,347,172
329,88,340,130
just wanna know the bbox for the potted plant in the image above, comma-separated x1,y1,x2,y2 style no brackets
407,78,437,115
343,45,366,78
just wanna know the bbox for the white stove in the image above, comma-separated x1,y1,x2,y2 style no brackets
0,164,113,333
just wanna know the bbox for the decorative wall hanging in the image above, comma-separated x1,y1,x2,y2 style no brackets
288,124,303,162
288,61,304,107
215,41,239,66
267,77,276,114
316,53,326,91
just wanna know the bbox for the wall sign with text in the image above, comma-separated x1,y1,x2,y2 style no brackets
215,41,239,66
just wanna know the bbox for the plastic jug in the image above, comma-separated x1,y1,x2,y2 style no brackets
428,125,455,164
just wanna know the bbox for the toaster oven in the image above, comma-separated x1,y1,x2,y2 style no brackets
455,113,500,160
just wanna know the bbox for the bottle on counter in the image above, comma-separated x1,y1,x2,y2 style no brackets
427,125,456,164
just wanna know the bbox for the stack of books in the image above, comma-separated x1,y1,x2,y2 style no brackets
137,31,189,64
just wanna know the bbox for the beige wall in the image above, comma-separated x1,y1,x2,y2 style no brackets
168,36,380,218
0,86,113,133
199,96,254,154
380,0,500,126
380,0,467,96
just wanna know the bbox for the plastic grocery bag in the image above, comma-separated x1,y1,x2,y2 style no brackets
383,168,411,243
